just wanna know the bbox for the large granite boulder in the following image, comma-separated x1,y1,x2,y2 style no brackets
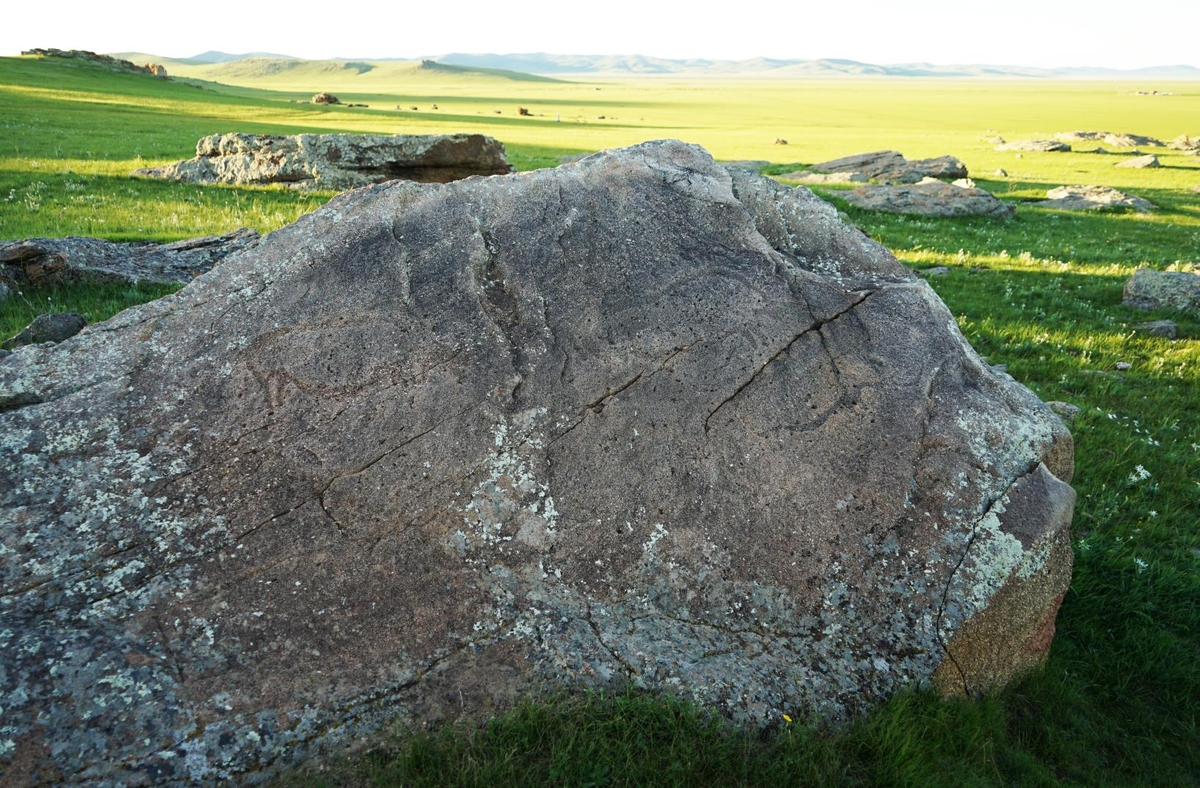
838,179,1015,217
0,140,1074,785
807,150,968,184
134,133,514,190
0,229,259,287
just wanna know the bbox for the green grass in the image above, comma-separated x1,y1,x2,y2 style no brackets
2,53,1198,786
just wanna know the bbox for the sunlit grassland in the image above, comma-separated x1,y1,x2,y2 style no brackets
1,53,1198,786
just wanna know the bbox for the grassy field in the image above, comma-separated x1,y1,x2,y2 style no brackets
1,53,1198,786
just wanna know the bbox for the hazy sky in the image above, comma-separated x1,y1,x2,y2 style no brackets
5,0,1198,69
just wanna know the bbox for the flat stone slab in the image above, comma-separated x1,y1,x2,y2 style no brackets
134,133,514,190
0,229,260,287
1034,185,1154,212
996,140,1071,152
807,150,967,184
839,180,1015,217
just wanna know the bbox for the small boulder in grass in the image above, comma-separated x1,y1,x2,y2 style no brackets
1045,401,1082,422
1,312,86,350
1115,362,1132,371
1134,320,1178,339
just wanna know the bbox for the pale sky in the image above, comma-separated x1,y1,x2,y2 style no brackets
5,0,1198,70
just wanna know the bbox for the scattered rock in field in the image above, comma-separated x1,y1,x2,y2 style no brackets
0,140,1075,784
996,140,1071,152
1045,401,1082,422
1115,154,1160,168
312,92,340,104
134,133,514,189
774,138,788,144
779,170,869,184
994,168,1008,177
1054,131,1165,147
839,180,1015,217
0,229,260,287
1122,267,1200,311
1167,134,1199,151
1034,185,1154,212
1114,361,1132,371
952,178,976,188
2,312,86,350
917,266,950,277
1134,320,1178,338
808,150,967,184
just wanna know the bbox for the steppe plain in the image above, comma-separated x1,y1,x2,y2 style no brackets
0,52,1197,786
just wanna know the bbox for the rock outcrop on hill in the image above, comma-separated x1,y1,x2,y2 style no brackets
806,150,968,184
838,179,1015,217
1034,185,1155,212
0,141,1075,785
0,229,260,287
134,133,514,190
21,48,170,78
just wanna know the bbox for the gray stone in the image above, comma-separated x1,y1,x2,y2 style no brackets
1035,185,1154,213
918,266,951,277
1134,320,1178,338
808,150,968,184
0,140,1074,785
1115,154,1159,169
1045,401,1081,422
134,133,514,190
996,140,1071,153
0,229,259,287
1167,134,1199,151
1054,131,1164,148
1,312,86,349
1123,268,1200,311
839,180,1015,217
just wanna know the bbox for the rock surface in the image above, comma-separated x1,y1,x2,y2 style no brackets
134,133,514,189
0,229,260,287
0,141,1074,785
1,313,86,350
1122,267,1200,311
839,180,1015,217
996,140,1071,152
808,150,968,184
1035,185,1154,212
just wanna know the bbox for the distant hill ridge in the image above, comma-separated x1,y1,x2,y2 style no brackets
104,50,1200,80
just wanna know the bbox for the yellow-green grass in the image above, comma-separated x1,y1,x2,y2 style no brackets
2,53,1198,786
